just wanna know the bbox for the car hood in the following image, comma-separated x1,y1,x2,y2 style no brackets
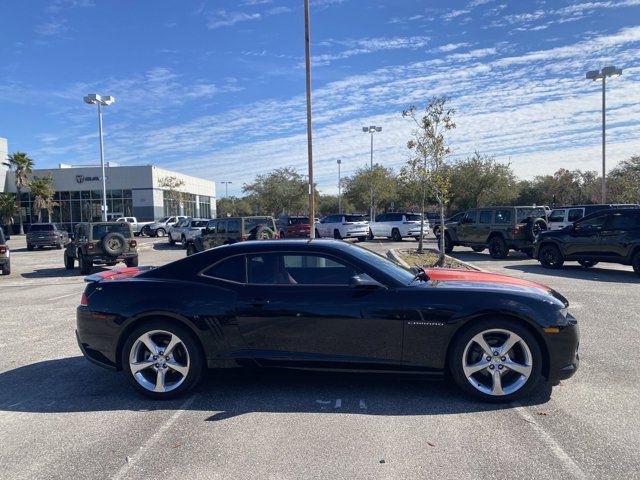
536,228,568,239
421,268,568,306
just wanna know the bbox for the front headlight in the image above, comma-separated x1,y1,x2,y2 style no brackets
560,306,569,319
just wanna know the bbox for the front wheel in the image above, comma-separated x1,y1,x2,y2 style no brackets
156,228,166,238
314,229,321,239
125,256,139,267
578,259,598,268
122,321,204,399
538,244,564,269
488,236,508,259
391,228,402,242
1,259,10,275
357,236,367,242
186,243,197,256
64,252,75,270
449,319,542,402
472,246,485,253
169,235,175,245
444,233,453,254
27,244,34,251
79,254,92,275
333,229,342,240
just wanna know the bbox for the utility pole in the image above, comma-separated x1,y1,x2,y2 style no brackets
304,0,315,238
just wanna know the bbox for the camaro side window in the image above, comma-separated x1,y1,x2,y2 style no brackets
247,253,357,285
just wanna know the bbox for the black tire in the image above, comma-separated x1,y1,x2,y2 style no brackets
121,320,204,399
633,252,640,276
102,232,126,256
156,228,166,238
538,244,564,269
186,243,197,256
79,254,92,275
141,226,150,237
472,246,485,253
525,217,548,241
1,258,10,275
56,242,62,250
315,229,321,239
280,231,286,239
488,236,509,259
449,318,543,403
523,249,534,259
181,235,188,247
357,236,367,242
391,228,402,242
444,233,454,254
27,244,34,251
64,251,75,270
578,259,598,268
125,256,139,267
333,229,342,240
414,236,420,242
367,229,374,240
169,235,175,245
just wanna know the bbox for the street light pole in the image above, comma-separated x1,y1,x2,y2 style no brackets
221,181,232,198
304,0,315,238
337,159,342,214
362,126,382,221
586,66,622,203
84,94,115,221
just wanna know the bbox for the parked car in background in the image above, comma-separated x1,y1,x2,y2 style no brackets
446,206,548,258
141,216,187,237
369,212,428,241
186,216,277,255
76,239,579,401
64,221,139,274
0,224,10,240
116,217,154,237
315,214,369,241
168,217,209,246
276,216,311,238
535,208,640,275
0,228,10,275
26,223,68,250
547,204,640,230
433,211,466,237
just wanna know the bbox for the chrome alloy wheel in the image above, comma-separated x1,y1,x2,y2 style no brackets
462,328,533,396
128,330,190,393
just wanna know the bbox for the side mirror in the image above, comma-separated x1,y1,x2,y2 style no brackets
349,274,385,290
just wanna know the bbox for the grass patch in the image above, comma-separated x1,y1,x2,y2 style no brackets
396,248,472,270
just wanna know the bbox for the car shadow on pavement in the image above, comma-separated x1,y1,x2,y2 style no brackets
450,251,532,264
152,242,185,251
0,357,553,420
503,264,638,283
21,266,109,278
10,247,63,253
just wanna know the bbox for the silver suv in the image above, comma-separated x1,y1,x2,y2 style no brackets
169,217,209,246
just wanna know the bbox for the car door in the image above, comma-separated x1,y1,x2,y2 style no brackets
475,210,493,243
598,211,639,259
455,210,477,243
371,213,387,237
235,252,403,366
564,212,609,257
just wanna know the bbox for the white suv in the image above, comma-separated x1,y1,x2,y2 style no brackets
370,212,429,241
315,214,369,241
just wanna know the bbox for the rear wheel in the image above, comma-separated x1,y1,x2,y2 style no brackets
169,235,175,245
64,251,75,270
472,246,485,253
1,259,10,275
79,253,92,275
488,236,508,259
315,229,321,239
357,236,367,242
449,319,542,402
333,229,342,240
27,244,34,251
186,243,197,256
578,259,598,268
444,233,454,254
122,320,204,399
539,244,564,269
181,235,187,247
391,228,402,242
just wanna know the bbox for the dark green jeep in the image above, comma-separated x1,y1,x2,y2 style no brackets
64,222,139,274
445,206,548,259
0,228,10,276
186,216,277,256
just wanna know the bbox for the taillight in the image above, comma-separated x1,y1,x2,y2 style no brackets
87,242,95,250
130,240,137,248
0,246,5,254
80,291,88,306
241,235,247,241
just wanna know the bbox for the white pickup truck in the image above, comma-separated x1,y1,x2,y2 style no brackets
115,217,154,237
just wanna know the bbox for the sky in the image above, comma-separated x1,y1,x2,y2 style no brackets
1,0,639,197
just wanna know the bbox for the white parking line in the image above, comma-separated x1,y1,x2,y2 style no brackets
110,394,197,480
47,293,78,301
513,404,586,479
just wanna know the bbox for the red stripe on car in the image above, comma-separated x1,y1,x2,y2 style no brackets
424,268,550,292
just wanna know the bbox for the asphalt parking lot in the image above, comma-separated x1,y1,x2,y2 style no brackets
1,236,638,479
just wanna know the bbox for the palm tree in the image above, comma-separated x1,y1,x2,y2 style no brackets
7,152,35,234
29,176,57,223
0,193,17,226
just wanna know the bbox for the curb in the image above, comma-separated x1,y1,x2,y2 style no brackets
387,247,485,272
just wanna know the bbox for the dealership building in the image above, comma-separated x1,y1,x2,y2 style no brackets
0,137,216,232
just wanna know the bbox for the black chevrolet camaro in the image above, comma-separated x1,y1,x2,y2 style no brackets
76,240,579,402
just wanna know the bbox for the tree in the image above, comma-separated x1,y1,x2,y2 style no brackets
342,165,397,216
450,152,519,211
158,176,186,215
242,167,312,216
29,176,57,223
608,155,640,204
217,196,253,217
0,193,17,226
402,97,456,262
514,169,601,207
6,151,34,234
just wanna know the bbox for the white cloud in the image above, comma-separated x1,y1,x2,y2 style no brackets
443,9,470,21
206,10,261,29
312,36,430,66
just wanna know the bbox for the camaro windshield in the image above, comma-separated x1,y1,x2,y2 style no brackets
345,243,416,285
